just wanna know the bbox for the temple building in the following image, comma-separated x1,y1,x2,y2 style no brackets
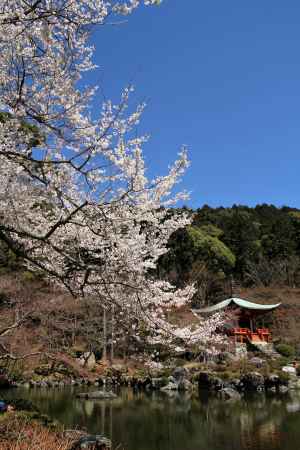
196,297,281,344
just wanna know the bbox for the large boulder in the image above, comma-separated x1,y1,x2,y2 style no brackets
288,378,300,390
0,374,11,389
218,388,241,402
161,381,178,391
229,378,242,391
241,372,264,391
198,372,224,391
71,434,111,449
178,379,193,391
78,353,96,370
249,357,265,368
110,364,127,373
151,378,168,390
279,385,289,394
218,352,236,363
265,374,280,389
76,390,117,400
172,367,188,383
282,365,297,375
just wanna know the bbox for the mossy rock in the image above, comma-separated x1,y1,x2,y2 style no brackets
34,364,52,376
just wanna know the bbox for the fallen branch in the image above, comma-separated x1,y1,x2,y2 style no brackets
0,312,32,338
0,351,42,361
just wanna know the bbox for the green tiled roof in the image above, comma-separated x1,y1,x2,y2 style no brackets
196,297,281,313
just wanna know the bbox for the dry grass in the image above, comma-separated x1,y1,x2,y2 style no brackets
0,413,73,450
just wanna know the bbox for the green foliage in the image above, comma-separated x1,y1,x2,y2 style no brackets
277,371,291,384
217,370,240,380
187,226,236,270
275,343,296,358
158,204,300,292
198,224,223,238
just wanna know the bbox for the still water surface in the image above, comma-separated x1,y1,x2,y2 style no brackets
2,386,300,450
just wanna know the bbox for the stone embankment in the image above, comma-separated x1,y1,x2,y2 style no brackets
9,364,300,400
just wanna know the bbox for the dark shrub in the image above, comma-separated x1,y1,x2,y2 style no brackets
275,344,295,358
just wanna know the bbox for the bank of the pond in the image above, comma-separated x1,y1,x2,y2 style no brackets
7,362,300,398
0,403,112,449
0,411,73,450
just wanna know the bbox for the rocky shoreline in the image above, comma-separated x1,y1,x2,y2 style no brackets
5,365,300,401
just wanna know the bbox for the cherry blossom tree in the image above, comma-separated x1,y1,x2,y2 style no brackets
0,1,224,354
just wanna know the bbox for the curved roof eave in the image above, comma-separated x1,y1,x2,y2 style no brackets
194,297,281,313
232,297,281,310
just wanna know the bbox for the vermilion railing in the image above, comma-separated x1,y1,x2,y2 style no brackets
231,327,271,343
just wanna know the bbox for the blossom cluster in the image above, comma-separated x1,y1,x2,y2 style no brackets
0,1,221,347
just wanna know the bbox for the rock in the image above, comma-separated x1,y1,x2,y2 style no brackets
229,378,242,390
218,388,241,401
172,367,188,382
286,401,300,412
282,365,297,375
167,376,176,383
78,352,96,369
122,376,133,386
34,364,52,376
161,382,178,391
268,386,277,393
235,343,247,359
279,385,289,394
218,352,236,363
198,372,224,391
178,379,193,391
151,378,168,390
249,357,265,368
136,377,151,388
206,361,218,370
0,374,11,388
265,374,280,389
111,364,127,374
241,372,264,391
76,390,117,400
288,378,300,390
71,434,111,449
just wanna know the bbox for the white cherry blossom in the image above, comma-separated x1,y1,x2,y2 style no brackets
0,0,222,347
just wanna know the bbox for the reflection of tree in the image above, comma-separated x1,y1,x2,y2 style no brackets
6,388,300,450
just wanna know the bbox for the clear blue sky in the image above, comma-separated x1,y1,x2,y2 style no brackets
88,1,300,209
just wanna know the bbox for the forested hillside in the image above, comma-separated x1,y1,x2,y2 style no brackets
159,204,300,305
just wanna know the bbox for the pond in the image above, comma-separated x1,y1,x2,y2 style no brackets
2,386,300,450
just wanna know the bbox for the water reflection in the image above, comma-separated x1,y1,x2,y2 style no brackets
2,387,300,450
